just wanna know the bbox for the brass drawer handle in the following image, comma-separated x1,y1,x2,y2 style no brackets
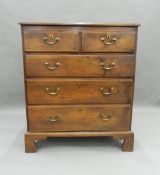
44,62,60,70
100,34,117,45
46,115,59,122
100,62,115,70
43,34,60,45
100,114,112,121
45,87,60,95
100,87,114,95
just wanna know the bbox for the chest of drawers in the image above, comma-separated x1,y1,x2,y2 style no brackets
20,23,140,153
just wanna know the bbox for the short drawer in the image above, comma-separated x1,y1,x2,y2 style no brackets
28,105,131,132
25,54,135,78
26,78,133,105
82,31,136,52
23,26,79,52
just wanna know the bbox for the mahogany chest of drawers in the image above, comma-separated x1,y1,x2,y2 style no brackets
20,22,140,152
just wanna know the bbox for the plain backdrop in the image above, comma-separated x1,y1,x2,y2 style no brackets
1,1,160,175
0,0,160,109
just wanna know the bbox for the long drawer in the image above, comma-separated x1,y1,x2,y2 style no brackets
25,54,135,78
26,78,133,105
28,104,131,132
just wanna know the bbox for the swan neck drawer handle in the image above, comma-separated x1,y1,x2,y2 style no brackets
43,34,60,45
46,115,59,122
100,34,117,45
44,62,60,70
45,87,60,95
100,62,115,70
100,87,114,95
100,114,112,121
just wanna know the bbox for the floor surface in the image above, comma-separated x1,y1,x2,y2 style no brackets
0,106,160,175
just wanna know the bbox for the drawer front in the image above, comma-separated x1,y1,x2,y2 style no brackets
82,31,136,52
25,54,135,78
23,27,79,52
28,105,131,132
26,78,133,105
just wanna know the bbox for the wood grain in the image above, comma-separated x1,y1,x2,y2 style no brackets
25,54,135,78
23,27,79,52
25,131,134,152
20,23,139,152
28,104,131,132
82,31,136,52
26,78,133,105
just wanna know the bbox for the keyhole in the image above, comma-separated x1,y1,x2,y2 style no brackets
49,35,53,39
107,35,110,39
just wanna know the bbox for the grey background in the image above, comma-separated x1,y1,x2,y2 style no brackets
1,1,160,175
0,0,160,109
